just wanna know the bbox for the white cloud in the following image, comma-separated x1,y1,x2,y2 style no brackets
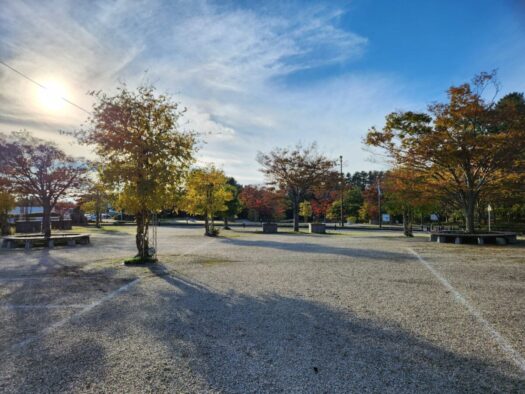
0,0,404,183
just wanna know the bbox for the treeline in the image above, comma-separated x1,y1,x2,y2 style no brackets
1,71,524,260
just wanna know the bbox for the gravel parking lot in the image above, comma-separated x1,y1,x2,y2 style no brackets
0,226,524,393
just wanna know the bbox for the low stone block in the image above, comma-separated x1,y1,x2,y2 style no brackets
67,239,76,247
262,223,278,233
454,237,462,244
495,237,507,245
309,223,326,234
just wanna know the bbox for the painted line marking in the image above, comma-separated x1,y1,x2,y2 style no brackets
10,278,140,351
7,239,217,352
407,248,525,374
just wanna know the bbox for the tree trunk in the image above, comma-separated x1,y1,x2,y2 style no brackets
403,209,413,237
135,210,149,259
464,193,476,233
0,213,10,235
204,214,210,236
42,198,52,241
292,198,299,232
223,217,230,230
95,204,101,228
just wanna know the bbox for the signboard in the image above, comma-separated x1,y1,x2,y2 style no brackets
382,214,390,223
430,214,439,222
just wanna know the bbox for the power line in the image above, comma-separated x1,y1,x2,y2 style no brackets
0,59,91,115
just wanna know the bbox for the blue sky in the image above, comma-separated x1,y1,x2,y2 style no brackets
1,0,524,183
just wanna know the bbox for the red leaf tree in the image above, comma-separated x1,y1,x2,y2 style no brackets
0,132,88,240
239,185,286,223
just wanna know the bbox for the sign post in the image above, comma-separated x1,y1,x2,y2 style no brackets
487,204,492,233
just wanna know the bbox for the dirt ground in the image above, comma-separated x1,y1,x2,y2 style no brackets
0,226,523,393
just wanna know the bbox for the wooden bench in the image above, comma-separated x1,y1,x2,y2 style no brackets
430,231,517,245
1,233,90,250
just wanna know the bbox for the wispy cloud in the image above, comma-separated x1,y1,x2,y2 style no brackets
0,0,404,183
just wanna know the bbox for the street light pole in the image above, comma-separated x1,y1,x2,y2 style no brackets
340,155,344,228
487,204,492,232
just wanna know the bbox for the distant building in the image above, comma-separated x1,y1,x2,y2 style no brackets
8,206,69,219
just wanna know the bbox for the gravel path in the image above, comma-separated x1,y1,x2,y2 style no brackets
0,227,524,392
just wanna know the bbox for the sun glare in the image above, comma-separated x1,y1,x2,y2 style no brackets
36,79,68,111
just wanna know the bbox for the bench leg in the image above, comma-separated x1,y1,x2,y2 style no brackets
25,240,32,250
477,237,484,245
67,239,76,247
48,240,54,248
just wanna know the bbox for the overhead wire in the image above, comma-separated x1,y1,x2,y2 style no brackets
0,59,91,115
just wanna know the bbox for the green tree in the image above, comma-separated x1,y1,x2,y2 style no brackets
327,186,363,222
222,177,242,229
299,201,312,223
79,85,196,259
80,178,112,228
182,166,233,236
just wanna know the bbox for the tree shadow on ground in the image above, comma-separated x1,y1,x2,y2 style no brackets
218,237,412,262
0,250,137,392
133,264,523,393
3,260,524,392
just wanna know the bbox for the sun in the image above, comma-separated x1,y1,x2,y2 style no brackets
36,79,68,112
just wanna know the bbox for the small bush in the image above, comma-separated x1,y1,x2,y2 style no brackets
206,227,220,237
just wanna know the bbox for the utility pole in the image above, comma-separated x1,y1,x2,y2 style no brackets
377,176,382,229
487,204,492,232
340,155,344,228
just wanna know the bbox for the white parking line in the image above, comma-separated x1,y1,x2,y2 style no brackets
7,239,217,352
11,278,140,350
408,248,525,374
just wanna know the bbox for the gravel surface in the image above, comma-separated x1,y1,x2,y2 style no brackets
0,226,524,393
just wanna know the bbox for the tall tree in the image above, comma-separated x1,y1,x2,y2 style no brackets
79,85,196,258
0,132,88,240
182,166,233,236
327,186,363,222
80,179,112,228
257,143,335,231
382,167,436,236
222,177,242,229
366,72,525,233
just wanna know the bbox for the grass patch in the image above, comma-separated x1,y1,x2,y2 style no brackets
71,225,136,235
123,256,158,265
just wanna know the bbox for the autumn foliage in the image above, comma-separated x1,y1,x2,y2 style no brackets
366,72,525,233
239,185,286,222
